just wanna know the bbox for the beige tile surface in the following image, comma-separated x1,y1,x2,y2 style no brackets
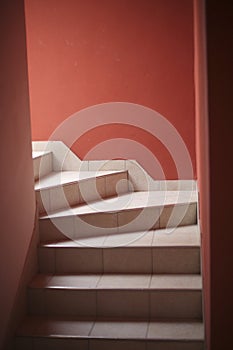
74,212,118,239
160,203,197,228
153,225,200,246
55,247,103,273
79,176,106,203
90,320,148,338
39,217,74,242
48,274,101,289
42,191,197,218
103,231,153,247
152,247,200,274
150,275,202,290
88,160,125,171
150,290,202,319
103,247,152,273
147,321,204,340
97,290,149,318
118,207,160,233
45,289,96,316
17,316,94,337
97,274,151,289
105,172,128,197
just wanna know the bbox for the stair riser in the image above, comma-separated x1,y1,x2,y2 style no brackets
33,153,53,181
38,246,200,274
15,336,204,350
28,288,202,319
37,171,129,215
39,203,197,241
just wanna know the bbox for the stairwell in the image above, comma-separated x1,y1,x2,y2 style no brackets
15,144,204,350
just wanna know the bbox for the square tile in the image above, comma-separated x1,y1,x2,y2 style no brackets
160,203,197,228
150,275,202,290
38,318,94,336
75,212,118,239
150,291,202,319
63,183,80,207
88,160,125,171
74,235,107,248
126,160,150,191
103,247,152,274
104,232,151,247
147,322,204,340
97,274,151,289
39,153,53,178
159,180,197,191
49,274,101,289
105,172,129,197
61,150,82,171
49,186,72,212
90,321,148,338
55,247,103,273
45,289,96,316
79,177,106,203
39,217,72,242
118,207,160,233
152,247,200,274
129,231,154,246
152,225,200,246
97,290,149,318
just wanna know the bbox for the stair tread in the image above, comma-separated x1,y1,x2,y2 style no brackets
29,273,202,290
35,170,127,191
40,225,200,248
32,151,51,159
17,316,204,340
40,191,198,219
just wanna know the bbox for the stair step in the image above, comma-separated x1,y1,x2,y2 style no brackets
39,191,197,241
28,273,202,319
38,226,200,274
32,151,53,181
15,316,204,350
35,170,129,214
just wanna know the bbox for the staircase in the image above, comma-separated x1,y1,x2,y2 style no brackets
15,146,204,350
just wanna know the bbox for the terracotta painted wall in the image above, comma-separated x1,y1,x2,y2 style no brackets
25,0,196,179
0,2,36,349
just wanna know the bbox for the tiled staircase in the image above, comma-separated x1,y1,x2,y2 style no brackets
15,148,204,350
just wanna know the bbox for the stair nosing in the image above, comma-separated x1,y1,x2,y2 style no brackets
35,170,128,192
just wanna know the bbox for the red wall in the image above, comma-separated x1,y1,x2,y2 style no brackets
0,2,36,349
25,0,196,179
